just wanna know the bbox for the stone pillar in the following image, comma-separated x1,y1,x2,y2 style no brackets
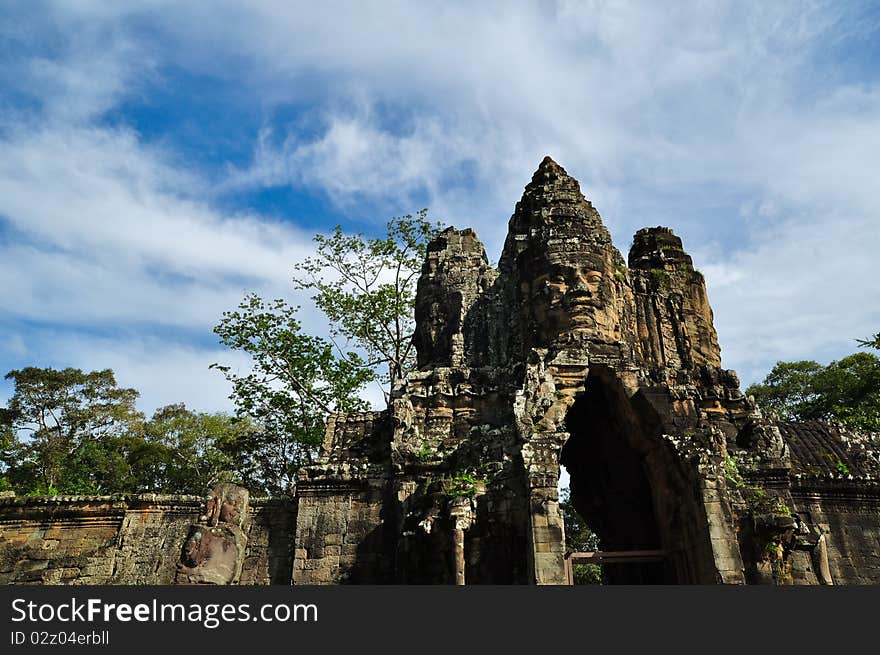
527,495,567,584
522,434,568,585
452,527,465,585
699,477,747,584
449,495,474,586
812,534,833,585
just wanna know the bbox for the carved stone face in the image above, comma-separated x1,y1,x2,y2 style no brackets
538,263,603,327
524,249,615,344
202,483,249,529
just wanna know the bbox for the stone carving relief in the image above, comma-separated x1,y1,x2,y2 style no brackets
175,483,250,585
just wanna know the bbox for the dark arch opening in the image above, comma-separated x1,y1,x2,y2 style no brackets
560,367,679,584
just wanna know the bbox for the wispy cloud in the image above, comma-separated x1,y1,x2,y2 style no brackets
0,126,314,325
1,0,878,417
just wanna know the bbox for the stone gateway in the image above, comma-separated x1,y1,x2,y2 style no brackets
2,158,878,585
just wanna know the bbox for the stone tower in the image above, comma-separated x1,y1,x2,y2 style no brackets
291,157,880,585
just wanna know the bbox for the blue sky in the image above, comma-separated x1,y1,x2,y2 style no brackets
1,1,879,416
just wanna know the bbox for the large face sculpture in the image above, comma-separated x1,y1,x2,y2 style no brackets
523,249,616,345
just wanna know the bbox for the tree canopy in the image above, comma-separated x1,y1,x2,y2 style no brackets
858,332,880,350
211,294,372,495
0,367,143,494
0,367,253,496
208,212,441,493
292,210,440,395
746,351,880,432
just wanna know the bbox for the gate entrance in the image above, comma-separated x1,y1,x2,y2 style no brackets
559,366,679,584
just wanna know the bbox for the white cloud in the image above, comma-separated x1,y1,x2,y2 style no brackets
0,3,154,125
2,0,879,410
207,1,880,385
0,124,319,332
0,329,248,416
700,201,880,386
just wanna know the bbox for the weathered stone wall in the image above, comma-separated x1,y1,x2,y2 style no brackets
727,421,880,585
289,157,752,585
291,412,390,584
292,484,387,584
789,487,880,584
0,495,295,585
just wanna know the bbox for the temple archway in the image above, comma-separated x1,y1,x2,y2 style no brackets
559,366,699,584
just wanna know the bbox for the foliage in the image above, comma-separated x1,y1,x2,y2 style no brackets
416,441,434,463
0,368,144,494
207,212,440,492
746,353,880,432
144,404,255,495
212,294,372,495
570,561,601,585
858,332,880,350
0,367,272,496
292,210,441,395
559,485,601,584
742,485,792,519
724,453,745,488
441,471,483,499
649,268,670,286
745,361,824,420
818,452,849,476
726,452,792,518
1,421,17,491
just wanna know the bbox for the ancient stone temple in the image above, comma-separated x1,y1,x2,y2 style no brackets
292,157,880,585
1,158,878,585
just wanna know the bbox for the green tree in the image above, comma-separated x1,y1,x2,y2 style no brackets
293,210,440,396
858,332,880,350
0,368,296,496
0,367,145,495
144,404,252,495
747,353,880,432
560,485,602,584
0,421,16,491
744,361,826,422
211,294,373,495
